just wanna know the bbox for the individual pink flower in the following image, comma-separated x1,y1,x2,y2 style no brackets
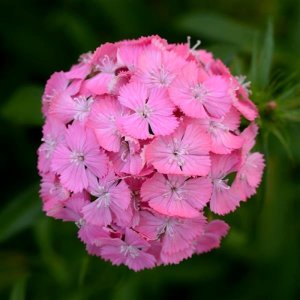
141,173,212,218
38,117,65,174
51,122,109,192
100,228,156,271
136,211,206,260
49,93,94,124
84,43,124,95
169,62,231,119
87,96,129,152
135,46,185,88
118,82,178,139
81,170,131,226
209,153,241,215
195,108,243,154
42,72,81,115
145,123,211,176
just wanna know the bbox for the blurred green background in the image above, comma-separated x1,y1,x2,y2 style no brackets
1,0,300,299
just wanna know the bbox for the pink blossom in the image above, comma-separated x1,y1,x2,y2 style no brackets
38,36,264,271
49,93,94,124
209,153,241,215
118,82,178,139
81,170,131,226
51,122,109,193
100,229,156,271
42,72,81,115
145,123,211,176
135,46,185,88
38,117,65,174
87,96,129,152
169,62,231,119
141,173,212,218
195,108,243,154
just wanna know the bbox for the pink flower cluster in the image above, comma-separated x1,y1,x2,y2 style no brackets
38,36,264,271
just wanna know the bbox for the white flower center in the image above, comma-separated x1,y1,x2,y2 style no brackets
137,104,152,119
120,245,140,258
214,178,230,191
168,138,189,168
70,151,85,165
191,83,207,101
93,185,111,208
73,96,94,121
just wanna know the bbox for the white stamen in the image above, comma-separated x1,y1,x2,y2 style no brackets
120,245,140,258
73,96,94,121
70,151,85,165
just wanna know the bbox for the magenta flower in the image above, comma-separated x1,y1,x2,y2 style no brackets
118,82,178,139
81,170,131,226
145,123,211,176
100,229,156,271
141,173,212,218
38,35,264,271
51,122,109,193
169,62,231,119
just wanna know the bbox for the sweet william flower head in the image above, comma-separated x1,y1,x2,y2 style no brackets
37,35,264,271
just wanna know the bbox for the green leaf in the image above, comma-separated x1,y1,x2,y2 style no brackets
1,85,43,126
0,183,41,242
257,21,274,89
10,276,27,300
176,12,258,52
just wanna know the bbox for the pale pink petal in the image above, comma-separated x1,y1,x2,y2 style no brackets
195,220,229,254
85,73,115,95
233,152,265,200
160,247,193,265
82,200,112,226
210,153,240,179
118,114,150,139
78,223,110,245
210,184,240,215
49,92,76,123
201,76,231,118
87,97,128,152
119,81,148,110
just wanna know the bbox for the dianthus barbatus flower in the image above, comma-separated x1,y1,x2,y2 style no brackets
38,35,264,271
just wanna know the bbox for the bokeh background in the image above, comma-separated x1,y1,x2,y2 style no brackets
1,0,300,299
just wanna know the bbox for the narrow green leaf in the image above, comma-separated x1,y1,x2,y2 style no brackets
176,12,258,52
0,183,41,242
10,276,27,300
258,21,274,88
1,85,43,126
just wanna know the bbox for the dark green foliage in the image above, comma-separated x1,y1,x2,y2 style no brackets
1,0,300,299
